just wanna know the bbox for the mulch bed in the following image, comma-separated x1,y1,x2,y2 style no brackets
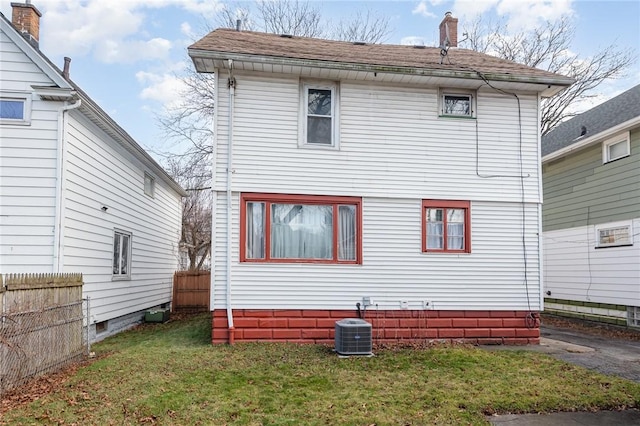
542,314,640,341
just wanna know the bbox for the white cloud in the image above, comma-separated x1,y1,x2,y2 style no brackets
136,69,187,109
35,0,221,63
401,36,426,46
413,1,436,18
452,0,574,32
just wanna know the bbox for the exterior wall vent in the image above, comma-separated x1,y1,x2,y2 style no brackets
334,318,372,356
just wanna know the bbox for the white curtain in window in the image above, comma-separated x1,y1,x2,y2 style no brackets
338,205,356,260
447,209,464,250
246,202,265,259
426,208,444,249
271,204,332,259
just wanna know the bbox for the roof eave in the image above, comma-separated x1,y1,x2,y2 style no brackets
542,115,640,163
188,48,575,94
76,91,188,197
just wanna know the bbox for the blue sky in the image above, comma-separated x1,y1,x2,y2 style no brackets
2,0,639,161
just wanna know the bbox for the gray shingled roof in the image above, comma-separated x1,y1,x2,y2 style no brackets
189,28,573,84
542,84,640,157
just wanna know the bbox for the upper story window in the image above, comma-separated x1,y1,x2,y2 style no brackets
301,82,338,148
439,89,475,118
595,221,632,248
602,132,630,163
241,193,361,264
113,230,132,279
144,172,155,198
422,200,471,253
0,93,31,125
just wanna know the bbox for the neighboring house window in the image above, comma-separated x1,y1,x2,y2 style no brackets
144,172,155,197
240,193,361,264
602,132,630,163
422,200,471,253
0,93,31,125
301,82,338,147
439,89,475,118
595,222,632,248
113,230,132,279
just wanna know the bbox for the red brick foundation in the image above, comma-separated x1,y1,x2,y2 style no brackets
212,309,540,345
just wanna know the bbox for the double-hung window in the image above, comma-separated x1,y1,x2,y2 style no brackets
422,200,471,253
241,193,361,264
113,230,132,279
302,82,338,147
602,132,630,163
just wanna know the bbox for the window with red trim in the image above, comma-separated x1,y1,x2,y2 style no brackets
422,200,471,253
240,193,362,264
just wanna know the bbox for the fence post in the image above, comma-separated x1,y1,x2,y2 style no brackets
86,296,91,356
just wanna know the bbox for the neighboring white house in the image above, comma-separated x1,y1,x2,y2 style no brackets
0,3,186,340
188,14,573,345
542,84,640,327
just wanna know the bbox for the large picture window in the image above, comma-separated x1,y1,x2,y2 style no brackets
241,193,362,264
113,230,132,279
422,200,471,253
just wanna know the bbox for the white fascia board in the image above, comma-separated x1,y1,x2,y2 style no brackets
188,48,574,94
543,116,640,163
0,18,72,90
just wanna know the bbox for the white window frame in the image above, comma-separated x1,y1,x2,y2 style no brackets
112,230,132,280
439,89,476,118
300,81,339,149
144,172,155,198
602,132,630,163
0,92,32,125
595,221,633,248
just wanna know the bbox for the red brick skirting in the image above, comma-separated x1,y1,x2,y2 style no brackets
211,309,540,345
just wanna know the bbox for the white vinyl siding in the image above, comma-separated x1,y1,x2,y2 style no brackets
61,111,182,323
543,219,640,307
215,74,540,204
213,194,541,311
0,27,58,272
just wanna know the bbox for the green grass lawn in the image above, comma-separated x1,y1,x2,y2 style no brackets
2,313,640,425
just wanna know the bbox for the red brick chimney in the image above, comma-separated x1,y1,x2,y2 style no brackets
439,12,458,48
11,1,42,47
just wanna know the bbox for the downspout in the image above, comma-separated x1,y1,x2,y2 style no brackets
53,97,81,272
537,92,544,312
226,59,235,343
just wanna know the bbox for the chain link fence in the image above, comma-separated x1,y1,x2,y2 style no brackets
0,274,89,396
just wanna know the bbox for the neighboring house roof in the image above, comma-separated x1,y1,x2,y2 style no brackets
541,84,640,159
188,28,574,96
0,12,187,197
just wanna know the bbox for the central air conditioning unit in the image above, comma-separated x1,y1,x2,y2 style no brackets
334,318,372,356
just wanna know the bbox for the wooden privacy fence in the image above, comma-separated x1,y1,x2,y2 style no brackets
0,273,87,395
172,271,210,312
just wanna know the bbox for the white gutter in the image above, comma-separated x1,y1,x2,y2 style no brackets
53,98,82,272
226,59,235,343
542,116,640,163
188,49,575,97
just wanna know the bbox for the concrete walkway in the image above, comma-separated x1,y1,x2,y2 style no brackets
484,325,640,425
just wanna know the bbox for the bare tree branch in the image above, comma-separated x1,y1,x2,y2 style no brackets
462,15,636,134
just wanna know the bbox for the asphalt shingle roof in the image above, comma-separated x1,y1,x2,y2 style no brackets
542,84,640,157
189,28,572,83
